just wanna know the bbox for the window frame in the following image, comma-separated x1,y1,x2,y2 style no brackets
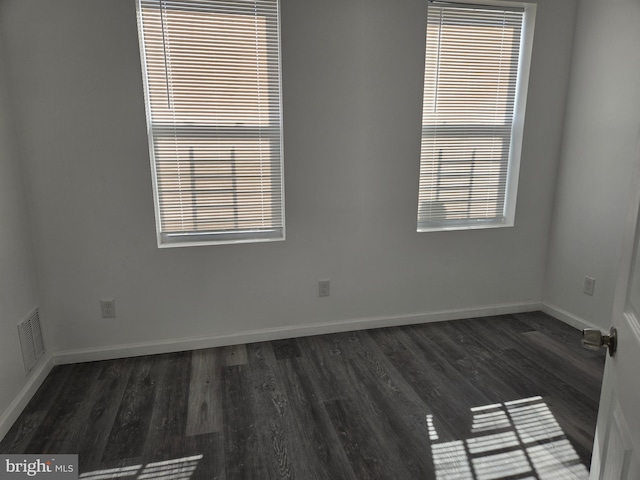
136,0,286,248
417,0,536,233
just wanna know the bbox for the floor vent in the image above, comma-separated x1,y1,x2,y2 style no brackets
18,308,45,375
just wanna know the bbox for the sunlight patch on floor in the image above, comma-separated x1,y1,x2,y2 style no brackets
79,454,203,480
430,396,589,480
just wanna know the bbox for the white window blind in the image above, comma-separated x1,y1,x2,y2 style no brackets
137,0,284,246
418,1,531,231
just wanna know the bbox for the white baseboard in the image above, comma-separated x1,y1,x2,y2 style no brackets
54,301,542,365
541,302,599,330
0,353,55,442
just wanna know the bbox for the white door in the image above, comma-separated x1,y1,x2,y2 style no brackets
589,157,640,478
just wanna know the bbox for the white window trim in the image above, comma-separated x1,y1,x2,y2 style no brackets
417,0,537,233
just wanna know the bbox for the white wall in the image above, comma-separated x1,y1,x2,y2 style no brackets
544,0,640,329
0,36,42,431
0,0,576,357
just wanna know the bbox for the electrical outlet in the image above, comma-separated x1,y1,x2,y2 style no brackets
318,280,330,297
583,276,595,296
100,299,116,318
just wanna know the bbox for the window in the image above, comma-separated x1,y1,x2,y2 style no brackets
417,0,535,231
137,0,284,247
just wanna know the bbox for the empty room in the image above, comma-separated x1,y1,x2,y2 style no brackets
0,0,638,478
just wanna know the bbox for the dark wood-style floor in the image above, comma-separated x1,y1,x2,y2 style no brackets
0,311,605,479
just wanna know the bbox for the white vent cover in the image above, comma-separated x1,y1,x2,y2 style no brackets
17,308,45,375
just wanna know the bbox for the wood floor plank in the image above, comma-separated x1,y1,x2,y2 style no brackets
221,364,267,479
246,342,316,479
368,327,467,441
404,323,496,407
304,330,436,477
433,319,552,399
545,389,602,466
242,342,296,479
187,432,226,480
50,361,121,456
449,316,603,404
337,331,435,477
481,314,537,334
411,322,529,403
186,348,223,436
221,344,248,366
271,338,302,360
0,365,76,454
502,348,601,410
324,399,418,480
522,330,605,381
77,357,136,474
272,357,356,480
501,346,602,466
101,355,158,463
513,311,591,345
263,332,426,479
144,351,191,462
374,325,494,440
23,362,103,454
512,311,606,367
481,320,604,401
294,334,354,403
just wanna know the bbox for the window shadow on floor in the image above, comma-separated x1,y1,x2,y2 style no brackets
429,395,589,480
